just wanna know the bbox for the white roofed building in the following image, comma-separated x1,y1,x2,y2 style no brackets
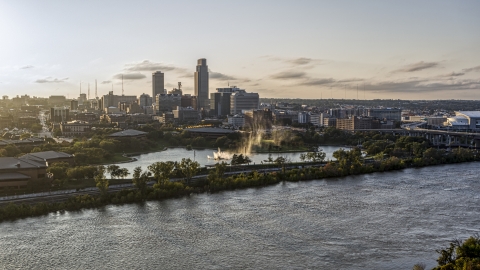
445,111,480,130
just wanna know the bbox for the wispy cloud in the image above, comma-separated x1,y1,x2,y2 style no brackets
100,80,111,84
124,60,191,76
261,55,323,66
35,77,68,83
440,72,465,77
113,73,146,80
125,60,176,72
20,65,34,69
366,78,480,93
394,61,439,72
287,57,312,65
300,78,336,86
270,71,307,79
463,65,480,73
210,71,237,81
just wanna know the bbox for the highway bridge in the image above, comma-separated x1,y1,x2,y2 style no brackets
351,127,480,148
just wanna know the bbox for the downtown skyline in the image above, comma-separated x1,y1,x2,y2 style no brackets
0,0,479,100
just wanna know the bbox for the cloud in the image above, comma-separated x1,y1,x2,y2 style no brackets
394,61,439,72
210,71,237,81
440,72,465,77
262,55,323,66
366,78,480,93
287,57,312,65
125,60,176,72
20,65,34,69
270,71,307,79
35,77,68,83
301,78,336,86
337,78,364,83
113,73,146,80
100,80,111,84
463,65,480,73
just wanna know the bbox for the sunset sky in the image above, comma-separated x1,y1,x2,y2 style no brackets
0,0,479,100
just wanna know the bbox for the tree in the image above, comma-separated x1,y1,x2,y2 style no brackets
178,158,200,184
148,161,176,188
117,168,130,179
433,235,480,270
304,151,326,162
207,162,227,184
106,165,120,179
274,156,288,174
132,166,150,194
94,166,109,197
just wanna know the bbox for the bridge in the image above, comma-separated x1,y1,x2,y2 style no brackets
351,128,480,148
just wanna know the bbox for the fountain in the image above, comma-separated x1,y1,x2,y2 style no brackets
207,148,232,160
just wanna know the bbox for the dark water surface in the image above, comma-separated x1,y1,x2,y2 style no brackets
1,162,479,269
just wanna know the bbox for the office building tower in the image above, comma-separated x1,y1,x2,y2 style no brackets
50,107,70,123
152,71,165,98
230,89,259,115
194,58,209,111
139,93,153,108
210,86,242,116
156,94,182,112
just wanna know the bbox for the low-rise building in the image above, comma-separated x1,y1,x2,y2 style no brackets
0,157,47,189
227,114,245,128
173,107,200,124
60,120,91,137
20,151,74,166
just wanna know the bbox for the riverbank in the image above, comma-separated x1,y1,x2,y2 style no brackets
0,147,478,222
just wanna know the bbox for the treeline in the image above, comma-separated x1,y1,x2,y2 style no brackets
1,143,479,222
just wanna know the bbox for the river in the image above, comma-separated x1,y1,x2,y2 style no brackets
114,145,343,174
0,162,479,269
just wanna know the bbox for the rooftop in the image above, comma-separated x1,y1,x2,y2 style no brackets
108,129,147,137
0,157,47,170
20,151,73,161
185,127,236,134
456,111,480,118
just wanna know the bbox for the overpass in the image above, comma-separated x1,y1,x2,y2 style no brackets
351,128,480,148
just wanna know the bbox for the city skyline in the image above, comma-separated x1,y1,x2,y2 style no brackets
0,0,479,100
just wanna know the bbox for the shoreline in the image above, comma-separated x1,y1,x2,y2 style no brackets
0,157,478,222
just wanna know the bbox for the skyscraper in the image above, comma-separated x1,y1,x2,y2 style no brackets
152,71,165,99
194,58,209,111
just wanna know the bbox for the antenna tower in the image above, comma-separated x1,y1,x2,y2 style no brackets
122,74,124,96
88,83,90,100
95,79,97,98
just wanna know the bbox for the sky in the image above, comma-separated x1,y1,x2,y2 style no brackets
0,0,479,100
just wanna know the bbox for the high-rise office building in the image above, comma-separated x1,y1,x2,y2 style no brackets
152,71,165,98
194,58,209,111
230,89,259,114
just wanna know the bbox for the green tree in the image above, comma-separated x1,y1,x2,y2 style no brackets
275,156,288,174
178,158,200,184
148,161,175,188
94,166,109,197
207,162,227,184
433,236,480,270
132,166,150,194
106,165,121,179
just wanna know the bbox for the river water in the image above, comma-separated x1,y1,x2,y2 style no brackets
1,162,479,269
115,146,342,174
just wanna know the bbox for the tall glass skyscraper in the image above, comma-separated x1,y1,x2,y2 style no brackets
194,58,209,111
